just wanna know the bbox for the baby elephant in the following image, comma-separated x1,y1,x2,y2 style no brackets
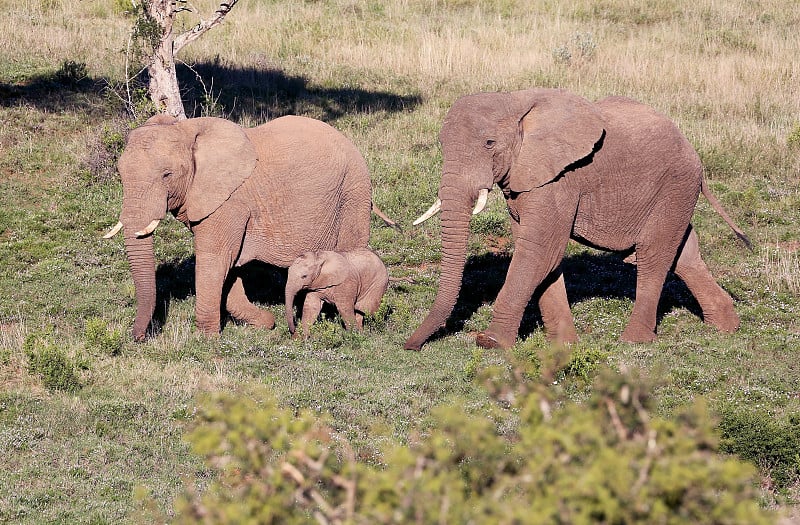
285,248,389,339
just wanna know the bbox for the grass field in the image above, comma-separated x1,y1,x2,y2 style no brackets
1,0,800,522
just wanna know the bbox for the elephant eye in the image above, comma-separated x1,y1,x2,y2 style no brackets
484,139,496,149
162,171,172,179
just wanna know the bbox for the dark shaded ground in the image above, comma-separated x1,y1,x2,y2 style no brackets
1,58,421,123
429,248,704,343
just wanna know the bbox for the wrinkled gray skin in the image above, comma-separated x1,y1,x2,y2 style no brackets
405,88,750,350
285,248,389,339
108,114,375,341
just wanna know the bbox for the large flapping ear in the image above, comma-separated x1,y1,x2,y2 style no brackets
313,252,349,289
179,117,258,223
506,89,606,193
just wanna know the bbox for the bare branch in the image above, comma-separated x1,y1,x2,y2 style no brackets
173,1,240,53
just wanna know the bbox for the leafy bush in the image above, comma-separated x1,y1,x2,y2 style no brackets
169,351,773,524
788,124,800,149
84,317,123,356
24,331,81,393
719,407,800,489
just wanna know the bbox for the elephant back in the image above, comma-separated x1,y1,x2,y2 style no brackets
239,116,372,267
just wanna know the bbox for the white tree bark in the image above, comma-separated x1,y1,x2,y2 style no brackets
144,0,239,120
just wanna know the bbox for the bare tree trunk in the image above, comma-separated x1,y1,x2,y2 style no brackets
142,0,240,120
146,0,185,119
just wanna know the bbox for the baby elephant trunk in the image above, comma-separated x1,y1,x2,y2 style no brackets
284,282,301,335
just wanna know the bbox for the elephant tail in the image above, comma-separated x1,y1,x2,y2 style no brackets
700,178,753,251
372,202,402,231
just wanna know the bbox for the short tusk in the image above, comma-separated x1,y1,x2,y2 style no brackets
103,221,123,239
412,198,442,226
472,189,489,215
134,219,160,237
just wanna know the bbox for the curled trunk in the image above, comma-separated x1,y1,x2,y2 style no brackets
405,193,472,350
124,232,156,341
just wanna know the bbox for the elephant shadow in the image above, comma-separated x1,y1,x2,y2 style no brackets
152,258,290,335
440,248,703,344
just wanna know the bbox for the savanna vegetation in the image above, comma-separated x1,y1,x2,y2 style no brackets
1,0,799,522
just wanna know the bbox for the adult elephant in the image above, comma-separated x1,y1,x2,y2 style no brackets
405,88,750,351
104,114,377,341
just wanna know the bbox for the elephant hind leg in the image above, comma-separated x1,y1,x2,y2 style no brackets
225,276,275,330
622,235,686,344
537,270,579,344
673,226,739,332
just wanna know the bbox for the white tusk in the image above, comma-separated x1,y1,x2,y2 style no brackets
472,189,489,215
412,198,442,226
103,221,124,239
134,219,161,237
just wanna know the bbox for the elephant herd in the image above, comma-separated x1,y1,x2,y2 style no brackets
104,87,751,351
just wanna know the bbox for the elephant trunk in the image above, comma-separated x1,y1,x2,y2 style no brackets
405,189,473,350
124,232,156,341
285,281,300,335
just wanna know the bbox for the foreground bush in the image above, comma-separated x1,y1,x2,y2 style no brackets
170,351,773,524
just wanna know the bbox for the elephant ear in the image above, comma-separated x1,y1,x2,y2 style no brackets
180,117,258,223
314,252,348,289
506,89,606,193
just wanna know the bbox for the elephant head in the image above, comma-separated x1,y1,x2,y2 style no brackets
104,115,257,340
285,251,347,335
405,88,605,350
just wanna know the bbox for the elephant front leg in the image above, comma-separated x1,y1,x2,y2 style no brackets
479,237,568,349
194,251,231,336
299,293,324,339
225,276,276,330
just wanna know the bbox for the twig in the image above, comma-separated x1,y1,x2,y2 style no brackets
605,397,628,441
173,1,240,53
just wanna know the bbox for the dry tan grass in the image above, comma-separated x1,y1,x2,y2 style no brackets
761,242,800,295
6,0,797,141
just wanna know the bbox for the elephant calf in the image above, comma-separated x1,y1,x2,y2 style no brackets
285,248,389,339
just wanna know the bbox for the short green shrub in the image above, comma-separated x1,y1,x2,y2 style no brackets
24,332,81,393
54,60,88,87
169,352,773,524
718,407,800,489
84,317,123,356
788,124,800,149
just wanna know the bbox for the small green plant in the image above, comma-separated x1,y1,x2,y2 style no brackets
718,407,800,489
553,32,597,65
788,124,800,149
300,315,368,351
24,331,81,393
54,60,88,87
562,345,609,381
84,317,124,357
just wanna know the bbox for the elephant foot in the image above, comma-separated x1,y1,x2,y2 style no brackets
544,323,579,345
247,310,276,330
476,330,515,349
704,307,740,333
196,325,222,338
620,321,656,344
